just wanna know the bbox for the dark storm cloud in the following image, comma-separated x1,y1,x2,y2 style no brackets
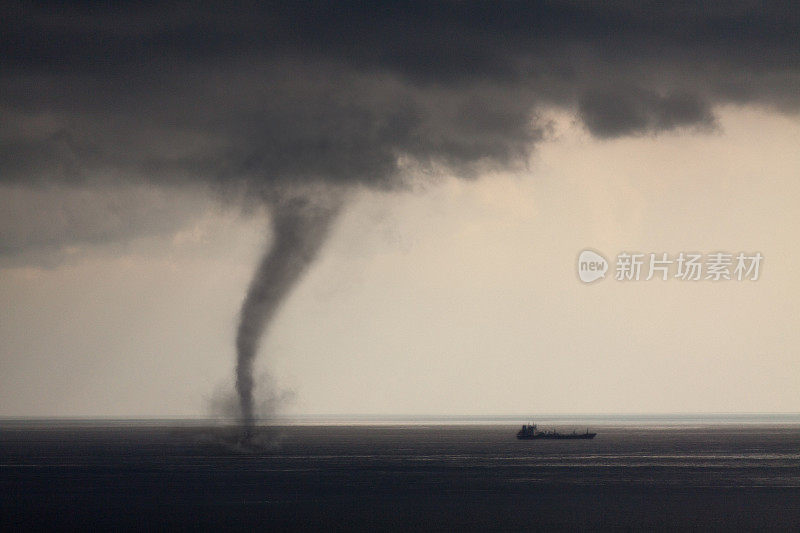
1,0,798,193
0,183,209,266
578,89,717,138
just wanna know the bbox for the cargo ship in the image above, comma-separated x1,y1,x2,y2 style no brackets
516,423,596,440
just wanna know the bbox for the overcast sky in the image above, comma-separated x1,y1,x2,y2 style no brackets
1,2,799,417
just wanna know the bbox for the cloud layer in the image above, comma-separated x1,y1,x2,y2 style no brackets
1,1,799,254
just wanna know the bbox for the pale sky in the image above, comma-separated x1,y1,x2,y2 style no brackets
2,105,798,417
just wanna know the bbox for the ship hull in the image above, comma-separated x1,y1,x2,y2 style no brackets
517,433,597,440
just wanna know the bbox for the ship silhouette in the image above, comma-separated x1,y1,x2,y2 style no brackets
516,423,596,440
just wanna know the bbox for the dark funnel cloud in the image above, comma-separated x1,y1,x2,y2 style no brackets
1,1,798,427
235,190,343,433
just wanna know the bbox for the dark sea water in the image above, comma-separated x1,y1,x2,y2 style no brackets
2,419,800,531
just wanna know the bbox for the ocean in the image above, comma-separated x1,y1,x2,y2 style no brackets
2,417,800,531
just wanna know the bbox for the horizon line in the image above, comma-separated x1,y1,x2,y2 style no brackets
2,412,800,421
